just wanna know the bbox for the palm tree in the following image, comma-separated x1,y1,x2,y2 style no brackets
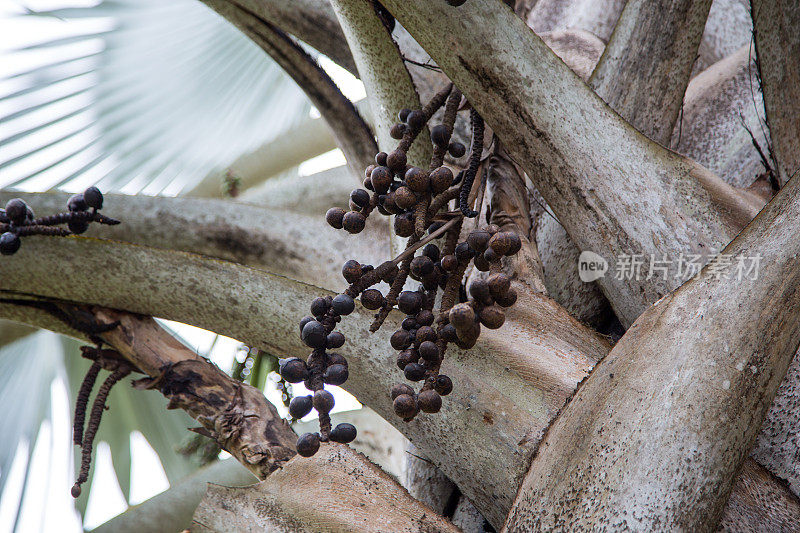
2,0,800,531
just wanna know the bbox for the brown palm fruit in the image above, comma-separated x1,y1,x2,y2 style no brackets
495,286,518,307
393,394,418,418
473,252,491,271
371,166,393,193
441,254,458,272
469,278,493,305
376,152,388,166
386,149,407,173
449,302,476,333
467,229,491,253
361,289,384,310
416,310,435,326
488,231,514,255
342,211,366,233
418,389,442,413
456,321,480,348
391,383,415,400
405,167,430,192
394,213,415,237
326,207,346,229
429,166,454,194
488,273,511,300
479,305,506,329
434,375,453,396
342,259,362,283
394,186,417,209
419,340,440,362
415,326,437,345
484,247,500,263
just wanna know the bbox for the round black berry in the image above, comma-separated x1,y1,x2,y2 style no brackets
301,320,327,348
323,364,349,386
397,291,423,314
279,358,309,383
418,390,442,413
297,432,321,457
391,329,412,350
83,186,103,209
310,296,330,317
326,207,346,229
396,349,418,370
376,152,388,166
448,141,467,158
0,232,21,256
342,211,366,234
398,108,412,122
430,124,449,147
68,219,90,234
289,395,313,418
404,362,426,381
342,260,362,283
332,294,355,315
391,383,415,400
360,289,384,310
390,123,407,140
406,110,425,131
416,310,435,327
313,389,335,413
410,256,434,278
5,199,27,225
299,316,314,334
330,423,357,444
350,189,370,208
434,375,453,396
68,193,88,212
418,341,440,362
393,394,418,418
327,331,345,349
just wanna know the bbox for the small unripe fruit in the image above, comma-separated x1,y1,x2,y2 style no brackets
323,364,349,386
360,289,384,310
418,389,442,413
301,320,327,348
326,207,346,229
393,394,418,418
83,186,103,209
289,395,313,418
332,294,355,315
342,211,366,234
327,331,345,349
0,232,21,255
297,432,321,457
391,383,415,399
435,375,454,396
313,389,335,413
330,423,357,443
280,358,309,383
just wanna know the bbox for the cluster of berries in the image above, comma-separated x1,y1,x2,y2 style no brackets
285,83,521,457
281,293,360,456
0,187,119,256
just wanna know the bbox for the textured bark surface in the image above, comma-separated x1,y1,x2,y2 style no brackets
192,446,461,533
2,191,389,291
527,0,626,42
96,310,298,479
505,174,800,531
380,0,759,327
590,0,713,144
0,234,607,529
695,0,751,73
752,0,800,187
671,45,769,188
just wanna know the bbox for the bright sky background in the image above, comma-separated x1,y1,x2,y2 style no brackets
0,0,366,531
